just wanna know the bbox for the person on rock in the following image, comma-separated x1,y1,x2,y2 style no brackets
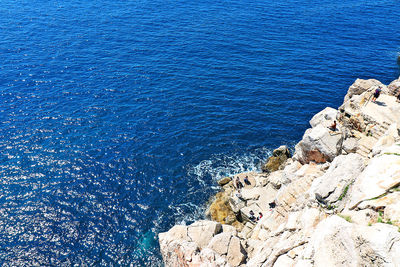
236,190,243,200
249,210,256,222
257,212,263,221
328,120,337,131
268,201,276,209
235,177,243,189
371,87,382,103
243,176,251,186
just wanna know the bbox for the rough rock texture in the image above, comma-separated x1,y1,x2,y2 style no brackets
159,77,400,267
301,216,400,267
207,191,237,225
348,151,400,210
309,107,338,128
218,177,232,186
388,78,400,96
344,78,385,102
293,124,343,164
261,145,291,173
311,153,364,205
208,232,232,255
187,220,222,249
342,138,358,154
226,236,246,266
384,200,400,226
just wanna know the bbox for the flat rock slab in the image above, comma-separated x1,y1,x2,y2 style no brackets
312,153,364,204
348,154,400,209
309,107,338,128
294,124,343,164
303,215,400,267
187,220,222,249
233,172,257,189
208,232,233,255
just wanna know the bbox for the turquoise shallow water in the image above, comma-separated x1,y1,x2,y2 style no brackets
0,0,399,265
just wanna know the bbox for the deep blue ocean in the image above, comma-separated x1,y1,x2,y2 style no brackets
0,0,399,265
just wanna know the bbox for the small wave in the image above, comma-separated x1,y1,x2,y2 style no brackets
187,146,273,186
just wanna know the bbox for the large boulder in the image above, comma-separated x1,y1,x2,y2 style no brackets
342,138,358,154
311,153,364,204
301,216,400,267
309,107,338,128
207,232,232,255
218,177,231,186
187,220,222,249
347,152,400,210
293,124,344,164
261,145,291,173
226,236,247,266
207,191,237,225
344,78,385,102
159,221,233,267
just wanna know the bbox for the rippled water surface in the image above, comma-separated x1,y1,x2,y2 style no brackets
0,0,399,265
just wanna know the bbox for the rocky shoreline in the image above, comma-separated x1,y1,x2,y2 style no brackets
159,77,400,267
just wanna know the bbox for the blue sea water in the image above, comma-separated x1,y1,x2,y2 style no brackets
0,0,399,265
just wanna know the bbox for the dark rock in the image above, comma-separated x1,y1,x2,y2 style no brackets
261,145,291,173
218,177,231,186
207,192,237,225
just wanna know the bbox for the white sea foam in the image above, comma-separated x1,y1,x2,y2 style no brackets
168,146,275,226
187,146,273,185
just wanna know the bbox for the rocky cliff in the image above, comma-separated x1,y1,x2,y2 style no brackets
159,77,400,267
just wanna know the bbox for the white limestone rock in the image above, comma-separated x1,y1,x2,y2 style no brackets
187,220,222,249
388,78,400,96
240,188,260,201
339,209,378,225
358,192,400,211
159,222,233,267
267,170,285,189
311,153,364,204
342,137,358,154
226,236,246,266
347,153,400,210
159,225,188,243
222,224,238,235
385,201,400,226
371,123,399,156
309,107,338,128
208,232,233,255
301,215,400,267
299,207,326,237
295,259,313,267
293,124,344,164
274,254,295,267
344,78,385,102
268,160,302,189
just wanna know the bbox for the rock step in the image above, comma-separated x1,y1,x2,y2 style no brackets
356,151,369,158
357,145,370,152
358,149,370,155
356,145,370,158
274,206,288,219
370,135,379,141
287,187,301,199
359,141,373,150
376,127,386,134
